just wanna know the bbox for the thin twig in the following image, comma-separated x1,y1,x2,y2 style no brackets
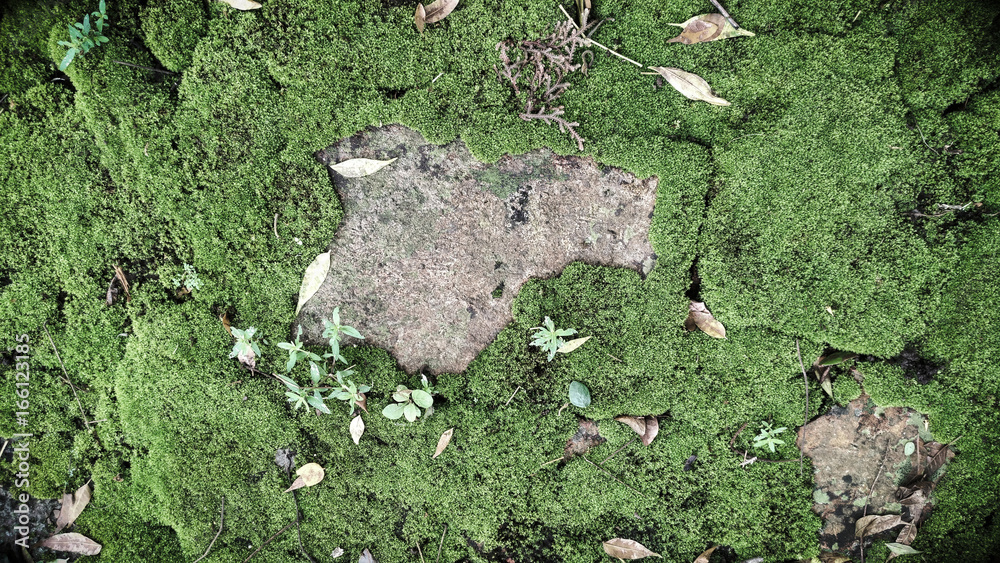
416,542,425,563
43,323,98,443
540,456,563,468
0,439,8,459
860,442,890,563
113,60,177,75
273,213,280,239
914,121,939,155
795,339,809,477
436,524,447,563
707,0,740,29
193,497,226,563
241,521,296,563
504,386,522,406
558,5,642,67
600,436,636,465
582,456,645,496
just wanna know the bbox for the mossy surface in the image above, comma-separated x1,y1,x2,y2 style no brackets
1,0,998,561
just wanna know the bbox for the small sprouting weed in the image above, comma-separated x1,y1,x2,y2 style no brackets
58,0,110,71
753,421,787,453
321,307,364,364
229,326,262,368
382,375,434,422
530,316,577,362
276,325,322,373
171,263,202,292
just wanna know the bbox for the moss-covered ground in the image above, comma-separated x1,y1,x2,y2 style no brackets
1,0,998,561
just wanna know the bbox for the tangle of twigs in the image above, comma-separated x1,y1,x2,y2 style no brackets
495,18,598,151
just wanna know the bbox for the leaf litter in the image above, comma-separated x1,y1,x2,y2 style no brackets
614,415,659,446
54,480,92,533
295,251,330,315
684,301,727,338
433,428,454,458
667,14,754,44
414,0,459,33
40,532,102,556
564,418,605,460
284,462,325,492
602,538,661,560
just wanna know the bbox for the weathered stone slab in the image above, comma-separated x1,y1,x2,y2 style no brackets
305,125,657,374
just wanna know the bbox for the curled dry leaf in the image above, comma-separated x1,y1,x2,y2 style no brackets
55,481,92,533
854,514,903,538
693,545,717,563
329,157,397,178
557,335,592,354
895,522,917,546
433,427,454,458
564,418,605,460
667,13,754,44
615,415,660,445
284,462,325,492
295,251,330,315
649,67,730,106
602,538,661,560
615,416,646,437
423,0,459,24
350,415,365,445
414,4,426,33
359,548,378,563
219,0,262,10
39,533,102,555
331,547,344,558
685,301,727,338
641,416,659,446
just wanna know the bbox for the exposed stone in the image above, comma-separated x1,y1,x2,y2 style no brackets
305,125,657,374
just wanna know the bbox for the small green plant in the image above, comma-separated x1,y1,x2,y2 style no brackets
277,362,369,415
382,375,434,422
58,0,110,71
171,263,202,292
229,326,262,367
277,325,322,373
753,422,787,453
322,307,364,364
530,316,577,362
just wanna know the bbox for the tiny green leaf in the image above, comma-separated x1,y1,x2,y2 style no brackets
59,49,77,71
411,389,433,409
403,402,420,422
819,351,858,366
885,543,921,555
904,441,915,456
569,381,591,408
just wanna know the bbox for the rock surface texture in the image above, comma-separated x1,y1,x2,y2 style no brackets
307,125,658,373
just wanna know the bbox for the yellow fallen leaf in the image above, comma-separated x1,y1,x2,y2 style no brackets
557,335,591,354
218,0,262,10
685,301,727,338
285,462,325,492
649,67,730,106
433,428,454,458
295,251,330,315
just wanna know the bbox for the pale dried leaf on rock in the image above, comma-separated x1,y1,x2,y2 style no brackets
433,428,454,458
350,415,365,445
693,545,717,563
295,251,331,315
55,481,92,533
685,301,727,338
219,0,262,10
667,14,754,44
649,67,730,106
854,514,903,538
564,419,605,460
602,538,661,560
40,533,102,555
329,158,397,178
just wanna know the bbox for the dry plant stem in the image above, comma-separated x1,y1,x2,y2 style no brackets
273,213,280,239
43,323,98,444
540,456,563,468
600,436,637,465
192,496,226,563
0,439,8,460
241,521,296,563
582,456,645,496
112,60,177,75
417,542,425,563
796,339,809,477
914,121,940,155
707,0,740,29
436,524,447,563
504,385,522,406
558,4,642,67
293,489,316,563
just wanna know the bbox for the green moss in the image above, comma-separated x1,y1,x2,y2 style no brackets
140,0,207,72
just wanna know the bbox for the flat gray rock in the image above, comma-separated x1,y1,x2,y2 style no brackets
304,125,656,374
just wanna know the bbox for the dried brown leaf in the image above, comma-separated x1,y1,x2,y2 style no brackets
423,0,458,24
414,4,426,33
693,545,717,563
564,419,605,460
649,67,730,106
615,416,646,437
350,415,365,445
220,312,233,337
55,481,91,533
667,14,754,45
39,533,102,555
602,538,661,560
854,514,903,538
641,416,659,446
219,0,262,10
113,265,130,301
685,301,727,338
895,522,917,545
817,552,852,563
433,427,454,458
920,441,955,480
